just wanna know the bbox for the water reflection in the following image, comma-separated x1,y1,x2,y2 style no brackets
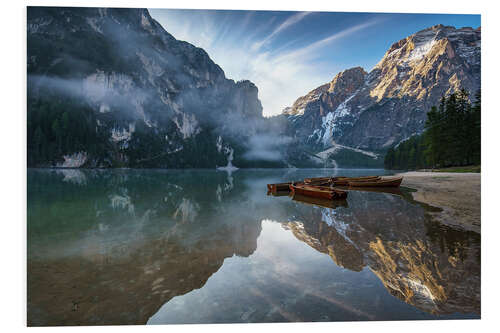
27,168,480,326
281,190,480,315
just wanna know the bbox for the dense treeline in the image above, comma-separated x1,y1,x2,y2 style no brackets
27,93,287,168
27,95,110,166
384,89,480,170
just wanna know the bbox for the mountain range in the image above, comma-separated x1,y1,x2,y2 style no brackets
284,24,480,166
27,8,481,168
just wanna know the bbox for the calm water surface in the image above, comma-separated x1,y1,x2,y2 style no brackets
27,168,480,326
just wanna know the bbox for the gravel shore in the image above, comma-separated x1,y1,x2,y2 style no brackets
397,171,481,233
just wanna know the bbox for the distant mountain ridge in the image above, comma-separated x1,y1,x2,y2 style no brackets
284,24,481,161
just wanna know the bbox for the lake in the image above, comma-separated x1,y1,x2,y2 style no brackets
27,168,480,326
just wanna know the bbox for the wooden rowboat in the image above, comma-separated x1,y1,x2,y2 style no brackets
348,176,403,187
333,176,380,180
306,175,381,186
304,176,332,184
267,190,290,197
332,176,381,186
305,175,379,182
305,179,333,186
290,184,348,200
267,182,292,192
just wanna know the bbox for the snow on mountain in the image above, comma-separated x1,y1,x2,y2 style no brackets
284,24,480,154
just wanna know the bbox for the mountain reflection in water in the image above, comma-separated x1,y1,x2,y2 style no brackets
27,169,480,326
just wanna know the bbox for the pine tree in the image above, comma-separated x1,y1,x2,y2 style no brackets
384,147,395,169
471,89,481,165
385,89,480,170
33,126,45,162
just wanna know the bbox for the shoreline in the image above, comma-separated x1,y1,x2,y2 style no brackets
397,171,481,233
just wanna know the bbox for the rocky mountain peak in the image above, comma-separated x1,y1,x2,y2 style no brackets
328,66,367,94
370,24,480,102
284,24,480,158
283,83,329,116
283,67,367,118
376,24,480,69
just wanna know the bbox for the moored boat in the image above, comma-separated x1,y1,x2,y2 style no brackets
348,176,403,187
332,175,381,186
304,177,332,184
289,184,348,200
305,179,333,186
333,176,380,180
267,189,290,197
267,182,292,192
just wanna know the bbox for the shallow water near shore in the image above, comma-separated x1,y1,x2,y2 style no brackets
27,168,480,326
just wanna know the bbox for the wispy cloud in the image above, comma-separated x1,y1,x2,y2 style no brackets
275,18,382,63
251,11,313,51
149,10,383,116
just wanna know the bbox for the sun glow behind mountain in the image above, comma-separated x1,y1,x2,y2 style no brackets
149,9,479,117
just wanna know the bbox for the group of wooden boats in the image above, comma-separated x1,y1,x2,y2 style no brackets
267,175,403,201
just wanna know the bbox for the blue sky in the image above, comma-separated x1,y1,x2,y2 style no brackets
149,9,480,116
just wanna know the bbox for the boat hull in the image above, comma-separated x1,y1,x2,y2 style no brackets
267,182,292,192
348,176,403,187
332,176,380,186
305,175,380,186
304,177,333,184
290,184,348,200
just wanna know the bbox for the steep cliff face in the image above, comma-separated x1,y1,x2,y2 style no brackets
285,67,367,147
285,24,481,154
27,7,277,168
